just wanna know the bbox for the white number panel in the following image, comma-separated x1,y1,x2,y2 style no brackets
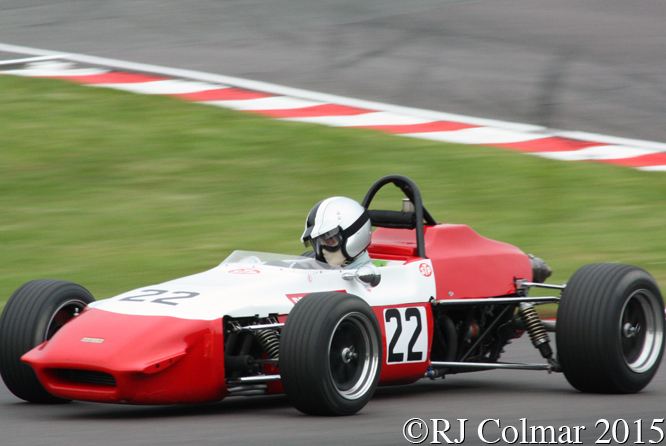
383,306,428,364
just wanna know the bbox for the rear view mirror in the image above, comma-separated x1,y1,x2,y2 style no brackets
342,263,381,287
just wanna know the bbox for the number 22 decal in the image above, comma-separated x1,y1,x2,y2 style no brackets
383,307,428,364
119,289,200,306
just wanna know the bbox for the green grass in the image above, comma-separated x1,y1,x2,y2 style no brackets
2,74,666,313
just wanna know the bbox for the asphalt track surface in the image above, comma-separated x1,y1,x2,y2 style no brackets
3,336,665,446
1,0,666,143
2,1,666,445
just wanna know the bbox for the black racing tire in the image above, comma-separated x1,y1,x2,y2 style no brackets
280,292,382,416
556,263,665,393
0,279,95,403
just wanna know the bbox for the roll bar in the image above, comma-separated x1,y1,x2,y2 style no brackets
361,175,437,259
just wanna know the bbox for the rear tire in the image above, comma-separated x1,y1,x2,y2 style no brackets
557,263,665,393
0,279,95,403
280,292,382,415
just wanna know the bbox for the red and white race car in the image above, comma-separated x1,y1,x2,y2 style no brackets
1,175,664,415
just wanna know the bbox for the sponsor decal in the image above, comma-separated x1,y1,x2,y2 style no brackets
228,268,260,274
286,290,346,305
286,293,308,305
419,263,433,277
81,337,105,344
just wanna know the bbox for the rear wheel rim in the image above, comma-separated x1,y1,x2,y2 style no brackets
619,290,664,373
328,312,380,400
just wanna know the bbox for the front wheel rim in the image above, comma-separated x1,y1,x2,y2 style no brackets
327,312,380,400
44,299,88,341
619,289,664,373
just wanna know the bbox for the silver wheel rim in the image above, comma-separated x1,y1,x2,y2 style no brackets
44,299,88,342
619,289,664,373
327,312,380,400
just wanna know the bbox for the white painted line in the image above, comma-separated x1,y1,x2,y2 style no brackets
281,111,433,127
90,79,230,95
532,145,660,161
402,127,550,145
2,61,108,77
553,130,666,153
638,165,666,172
0,55,67,67
204,96,323,111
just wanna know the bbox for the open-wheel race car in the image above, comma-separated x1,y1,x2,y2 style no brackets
1,175,664,415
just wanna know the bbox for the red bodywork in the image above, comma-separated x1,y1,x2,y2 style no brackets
367,224,532,386
23,224,532,404
369,224,533,299
23,310,227,404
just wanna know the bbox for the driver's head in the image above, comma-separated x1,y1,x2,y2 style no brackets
301,197,372,265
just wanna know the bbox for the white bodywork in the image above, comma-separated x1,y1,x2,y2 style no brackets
90,251,437,320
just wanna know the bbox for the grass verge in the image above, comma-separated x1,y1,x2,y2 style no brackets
2,74,666,314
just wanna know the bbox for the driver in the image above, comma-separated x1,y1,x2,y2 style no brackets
301,197,372,268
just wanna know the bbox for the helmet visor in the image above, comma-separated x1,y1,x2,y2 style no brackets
311,227,343,255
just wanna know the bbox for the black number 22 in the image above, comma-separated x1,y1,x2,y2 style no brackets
120,289,200,306
385,307,424,363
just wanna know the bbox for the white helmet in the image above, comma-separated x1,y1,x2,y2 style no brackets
301,197,372,264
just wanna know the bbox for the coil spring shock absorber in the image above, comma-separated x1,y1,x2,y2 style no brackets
255,329,280,359
518,303,554,363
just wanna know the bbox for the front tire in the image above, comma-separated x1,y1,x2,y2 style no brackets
280,292,382,415
0,279,95,403
557,263,665,393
